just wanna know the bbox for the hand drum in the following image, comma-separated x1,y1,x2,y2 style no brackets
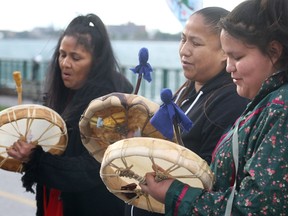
100,137,215,213
79,93,175,162
0,104,68,172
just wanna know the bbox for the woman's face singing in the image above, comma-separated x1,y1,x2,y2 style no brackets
58,35,93,90
179,14,227,85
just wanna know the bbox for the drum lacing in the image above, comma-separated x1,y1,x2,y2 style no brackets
117,165,146,184
105,170,155,211
114,157,173,183
107,158,162,212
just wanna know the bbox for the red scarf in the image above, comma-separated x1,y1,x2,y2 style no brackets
43,186,63,216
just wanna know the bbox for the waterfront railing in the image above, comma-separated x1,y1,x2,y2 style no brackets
0,59,184,103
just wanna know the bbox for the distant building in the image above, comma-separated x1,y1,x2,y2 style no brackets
0,22,179,41
0,27,61,39
107,22,148,40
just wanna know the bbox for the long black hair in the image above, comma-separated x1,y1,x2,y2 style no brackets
44,13,133,121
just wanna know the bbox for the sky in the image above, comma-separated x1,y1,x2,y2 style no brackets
0,0,245,34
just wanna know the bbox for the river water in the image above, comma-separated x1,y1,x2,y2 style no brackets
0,39,182,68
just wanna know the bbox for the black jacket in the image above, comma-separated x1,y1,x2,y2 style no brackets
179,70,249,164
22,72,133,216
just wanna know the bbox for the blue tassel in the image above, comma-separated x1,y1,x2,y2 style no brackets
150,88,193,140
130,47,152,82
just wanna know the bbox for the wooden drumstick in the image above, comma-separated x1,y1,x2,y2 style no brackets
13,71,22,105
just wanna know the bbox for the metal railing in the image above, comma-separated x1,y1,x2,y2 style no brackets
0,59,184,103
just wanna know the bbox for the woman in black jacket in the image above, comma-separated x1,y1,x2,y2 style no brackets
8,13,133,216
